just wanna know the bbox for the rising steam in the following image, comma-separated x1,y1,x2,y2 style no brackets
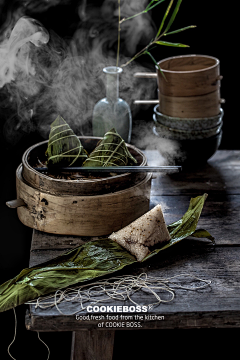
0,16,49,88
0,0,159,145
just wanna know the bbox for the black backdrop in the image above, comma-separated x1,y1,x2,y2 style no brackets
0,1,238,360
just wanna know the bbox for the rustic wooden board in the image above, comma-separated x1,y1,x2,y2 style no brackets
25,150,240,337
26,244,240,330
145,150,240,195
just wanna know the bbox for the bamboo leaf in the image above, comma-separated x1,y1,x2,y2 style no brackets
156,0,174,38
121,0,166,23
189,229,215,244
0,241,137,313
156,40,189,47
143,193,212,260
0,194,213,313
83,128,137,167
164,25,196,36
144,50,167,81
145,0,166,12
145,0,162,11
164,0,183,34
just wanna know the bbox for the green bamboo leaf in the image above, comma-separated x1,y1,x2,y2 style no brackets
0,241,137,313
145,0,166,12
121,0,166,23
164,25,196,36
0,194,213,313
164,0,183,33
190,229,215,244
156,0,174,38
143,193,212,260
156,40,189,47
144,50,167,81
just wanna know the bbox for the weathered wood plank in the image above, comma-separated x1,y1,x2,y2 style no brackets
151,194,240,245
70,330,115,360
145,150,240,195
30,230,98,251
26,245,240,330
25,150,240,336
25,311,240,331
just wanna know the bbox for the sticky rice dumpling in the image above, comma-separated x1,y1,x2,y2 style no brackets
109,205,171,261
83,128,137,167
46,115,88,168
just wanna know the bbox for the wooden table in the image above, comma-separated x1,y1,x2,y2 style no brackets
25,150,240,360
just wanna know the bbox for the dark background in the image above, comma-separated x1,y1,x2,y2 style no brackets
0,1,238,359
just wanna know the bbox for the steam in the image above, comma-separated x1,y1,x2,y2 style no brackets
0,0,160,147
23,1,72,14
0,16,49,88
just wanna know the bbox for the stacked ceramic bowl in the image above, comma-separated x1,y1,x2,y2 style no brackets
153,105,223,166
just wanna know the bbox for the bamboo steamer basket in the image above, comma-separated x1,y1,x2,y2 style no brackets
159,88,222,118
156,54,224,118
12,137,152,236
22,137,147,195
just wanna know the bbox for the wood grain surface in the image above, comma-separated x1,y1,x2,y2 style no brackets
25,150,240,335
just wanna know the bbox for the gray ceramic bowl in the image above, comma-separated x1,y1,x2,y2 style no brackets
152,126,222,166
154,105,224,131
153,114,223,140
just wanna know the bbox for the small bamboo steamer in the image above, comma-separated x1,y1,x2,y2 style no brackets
159,88,222,118
11,137,152,236
156,54,224,118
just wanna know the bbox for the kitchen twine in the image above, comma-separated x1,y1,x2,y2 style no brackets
8,307,50,360
8,272,211,359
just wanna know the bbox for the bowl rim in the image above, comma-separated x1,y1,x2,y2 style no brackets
153,114,223,135
153,125,223,141
154,105,224,121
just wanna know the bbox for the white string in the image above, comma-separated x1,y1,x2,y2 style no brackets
37,332,50,360
7,307,50,360
26,273,211,316
7,307,17,360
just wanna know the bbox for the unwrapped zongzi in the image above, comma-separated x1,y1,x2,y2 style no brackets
109,205,171,261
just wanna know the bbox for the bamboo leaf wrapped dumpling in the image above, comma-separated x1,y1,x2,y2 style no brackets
46,115,88,168
83,128,137,167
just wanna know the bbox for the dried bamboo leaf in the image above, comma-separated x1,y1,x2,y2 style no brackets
83,128,137,167
46,115,88,168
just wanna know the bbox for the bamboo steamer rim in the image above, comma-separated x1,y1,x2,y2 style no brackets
17,164,152,199
22,136,147,187
156,54,219,74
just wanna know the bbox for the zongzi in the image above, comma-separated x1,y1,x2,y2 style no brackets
46,115,88,168
83,128,137,167
109,205,171,261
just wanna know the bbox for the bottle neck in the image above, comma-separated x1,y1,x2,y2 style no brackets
104,66,122,102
